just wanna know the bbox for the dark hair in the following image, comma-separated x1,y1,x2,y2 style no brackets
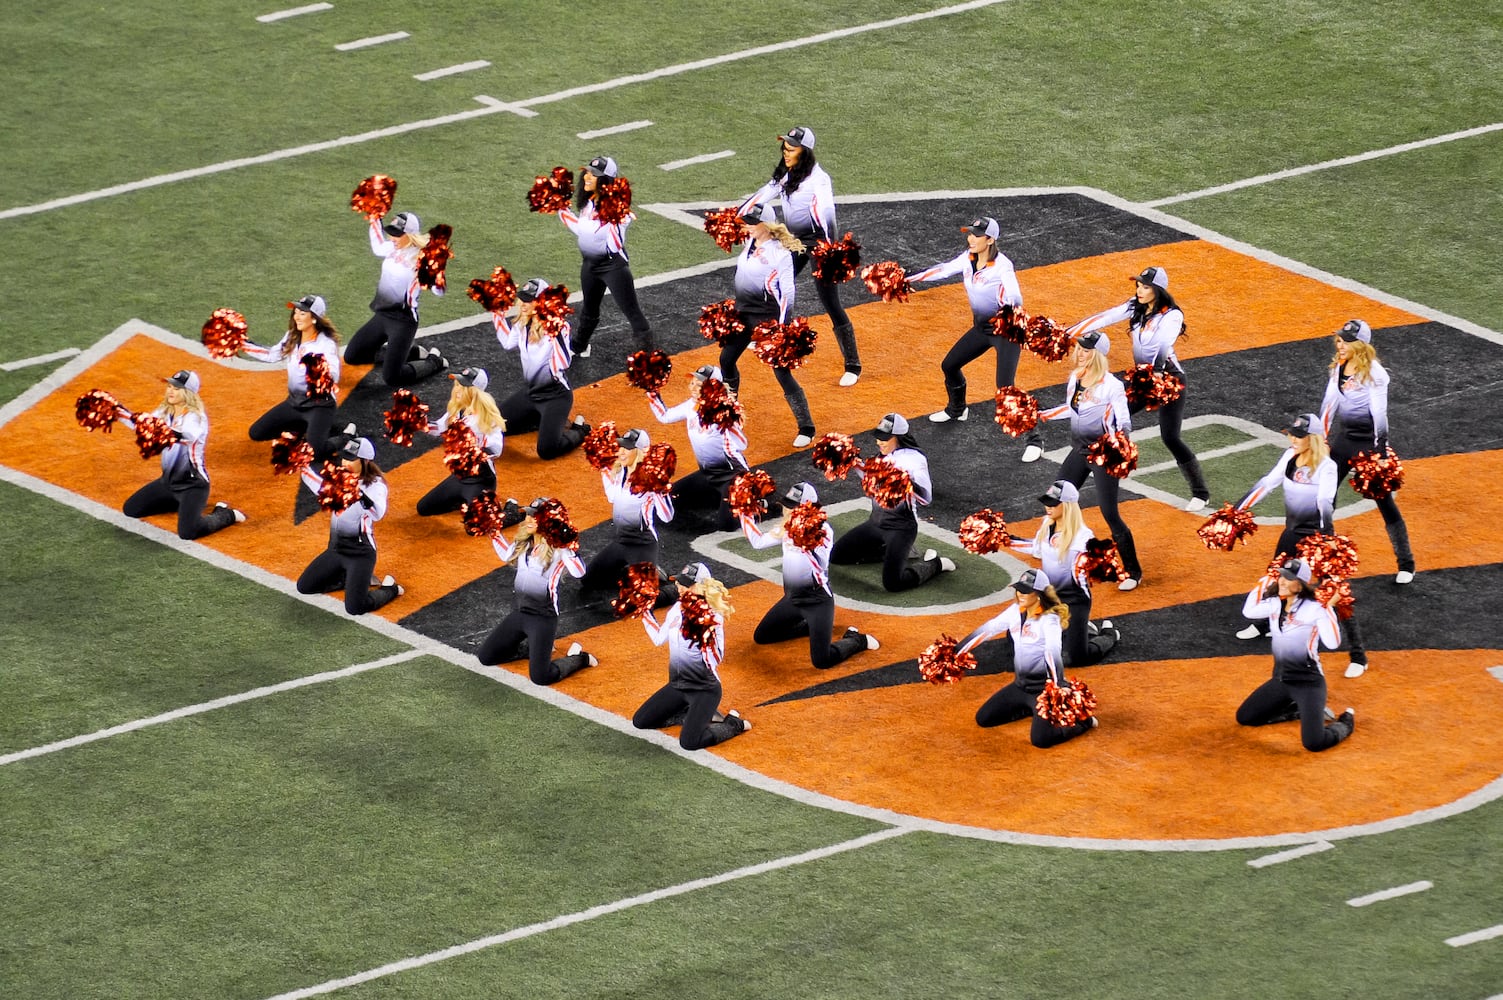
360,459,385,486
282,311,341,356
771,146,817,195
1129,286,1188,339
886,430,922,454
574,169,597,211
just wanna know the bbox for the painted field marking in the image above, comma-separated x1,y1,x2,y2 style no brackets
1,348,80,372
262,826,911,999
1446,924,1503,948
660,150,736,171
0,650,423,767
577,120,653,140
1347,881,1433,907
1489,666,1503,684
471,95,539,118
257,3,332,22
335,32,410,51
414,61,490,82
1247,841,1334,867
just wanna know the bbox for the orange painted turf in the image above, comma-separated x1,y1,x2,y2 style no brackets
8,240,1499,841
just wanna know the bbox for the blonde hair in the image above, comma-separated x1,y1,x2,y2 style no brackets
1022,584,1071,631
160,387,205,417
447,384,506,436
613,448,645,475
507,520,557,568
1293,430,1330,470
1076,349,1110,388
762,221,806,253
1046,502,1086,561
691,577,735,618
1331,340,1377,382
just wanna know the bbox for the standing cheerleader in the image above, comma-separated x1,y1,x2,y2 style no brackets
242,295,344,460
961,569,1097,748
1040,332,1143,590
478,498,595,685
1068,266,1210,511
739,126,862,385
908,217,1043,460
579,428,675,592
559,155,653,357
294,437,402,615
1236,558,1356,752
830,412,956,591
1011,481,1121,667
119,370,244,539
741,481,879,669
416,367,506,516
634,563,751,749
648,364,748,531
493,278,590,460
724,203,817,448
343,211,448,386
1319,319,1415,583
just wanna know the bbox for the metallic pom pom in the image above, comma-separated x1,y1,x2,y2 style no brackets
702,207,745,253
749,316,817,370
200,308,248,359
461,491,508,538
1084,430,1138,479
593,176,633,224
728,469,775,519
677,591,720,649
918,634,979,685
784,502,829,552
698,298,746,345
1348,446,1405,499
417,224,453,292
301,353,337,399
993,386,1040,437
1316,578,1356,620
75,389,124,432
611,562,661,619
860,456,913,508
382,389,431,447
467,266,517,313
531,284,574,339
1024,315,1075,363
811,433,861,481
1035,677,1098,728
1296,533,1361,581
810,232,861,284
959,509,1012,554
694,377,743,432
582,420,621,472
350,174,397,218
442,423,487,478
625,349,672,393
628,443,677,495
1122,363,1185,411
1196,503,1260,552
317,461,363,513
270,432,315,475
1079,537,1128,583
987,304,1029,344
526,166,575,214
534,498,580,550
134,414,178,459
860,261,911,303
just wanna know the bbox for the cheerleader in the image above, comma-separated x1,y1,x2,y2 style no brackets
493,278,590,460
1040,332,1144,589
1011,481,1121,667
634,563,751,749
118,370,244,539
648,364,748,531
242,295,344,460
477,498,595,685
416,367,505,516
961,569,1097,748
909,217,1043,461
741,482,879,669
1236,558,1356,752
830,413,955,591
739,126,861,385
578,428,675,592
1319,319,1415,583
559,156,653,357
724,203,817,448
1068,266,1210,511
294,437,402,615
343,212,448,386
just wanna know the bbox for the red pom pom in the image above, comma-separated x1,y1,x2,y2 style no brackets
593,176,633,224
531,284,574,339
694,377,743,431
133,414,178,459
317,461,363,513
993,386,1040,437
1084,430,1138,479
534,498,580,550
382,389,430,447
460,491,507,539
1348,446,1405,499
417,224,453,292
200,308,248,359
1079,537,1127,583
581,420,620,471
350,174,397,219
677,591,720,649
811,433,861,481
810,232,861,284
611,562,661,619
442,423,487,478
728,469,775,519
1316,577,1356,620
750,317,817,370
698,298,746,345
1024,315,1075,363
860,456,912,508
1035,677,1098,727
1122,364,1185,411
1296,533,1361,581
702,207,745,253
527,167,574,214
625,350,672,393
301,353,337,399
75,389,124,433
627,443,677,495
783,502,829,552
467,266,517,313
1196,503,1260,552
959,509,1012,554
270,432,315,475
987,304,1029,345
918,634,979,685
860,261,911,303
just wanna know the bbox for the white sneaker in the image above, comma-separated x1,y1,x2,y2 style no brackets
792,433,813,448
1183,497,1209,513
1117,577,1139,592
838,371,860,387
1235,624,1263,640
576,343,592,358
395,584,405,596
1344,661,1368,678
381,575,396,587
1020,444,1043,464
865,633,881,650
567,641,583,657
923,548,938,561
340,423,358,437
1088,716,1100,730
928,408,968,423
939,556,956,572
1395,570,1414,585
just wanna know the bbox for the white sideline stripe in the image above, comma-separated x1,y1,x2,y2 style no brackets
1,348,80,371
414,61,490,82
1347,881,1433,907
1446,924,1503,948
334,32,409,52
0,0,1012,221
1146,121,1503,208
0,650,422,767
471,95,539,118
576,120,653,140
263,827,911,999
1247,841,1334,868
659,150,735,171
256,3,332,22
1489,666,1503,684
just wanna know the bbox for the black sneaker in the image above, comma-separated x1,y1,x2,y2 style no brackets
726,710,750,734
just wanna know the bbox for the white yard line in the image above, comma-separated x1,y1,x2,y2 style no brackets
1,348,80,372
256,3,332,22
1445,924,1503,948
414,61,490,82
1347,881,1433,907
0,650,423,767
263,827,912,999
576,120,653,140
470,95,539,118
659,150,736,171
334,32,410,52
1247,841,1334,868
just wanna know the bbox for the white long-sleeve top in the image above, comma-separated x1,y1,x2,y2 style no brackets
742,514,832,597
492,536,586,615
733,239,794,322
862,448,933,529
1242,584,1340,680
429,411,504,476
300,466,387,546
742,163,837,240
1041,372,1132,445
648,392,748,473
601,467,674,543
242,332,342,396
120,407,208,482
957,604,1063,690
1320,360,1391,444
1071,300,1185,373
908,250,1022,319
367,219,443,315
494,313,574,393
1236,450,1337,534
1012,523,1093,593
559,200,631,260
641,601,724,686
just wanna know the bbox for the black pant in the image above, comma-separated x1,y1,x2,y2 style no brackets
830,517,934,592
295,536,396,615
579,536,659,591
345,307,422,386
416,468,495,516
500,385,583,460
1128,386,1208,501
576,254,652,350
633,682,739,750
975,680,1093,748
1237,673,1350,751
791,245,859,373
248,397,340,461
1059,449,1142,579
123,477,232,541
1056,583,1116,667
940,317,1040,442
1329,434,1414,572
672,467,738,530
720,301,814,434
754,591,856,669
477,608,566,685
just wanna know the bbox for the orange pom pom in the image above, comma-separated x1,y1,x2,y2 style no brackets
728,469,775,519
75,389,124,433
383,389,431,447
350,174,397,218
527,167,574,214
783,502,829,552
860,261,911,303
1035,677,1098,727
460,491,508,539
993,387,1040,437
417,224,453,292
270,432,315,475
702,207,744,253
133,414,178,459
627,443,677,495
959,510,1012,554
1348,446,1404,499
1024,315,1075,363
694,377,743,432
810,232,860,284
200,308,248,359
467,266,517,312
625,350,672,393
442,423,487,478
612,562,661,618
987,304,1029,344
1122,363,1184,411
918,634,979,685
1084,430,1138,479
317,461,363,513
698,299,746,345
534,498,580,549
531,284,574,339
582,421,620,472
1196,504,1259,552
860,456,913,508
593,176,633,224
750,317,817,370
811,433,861,481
